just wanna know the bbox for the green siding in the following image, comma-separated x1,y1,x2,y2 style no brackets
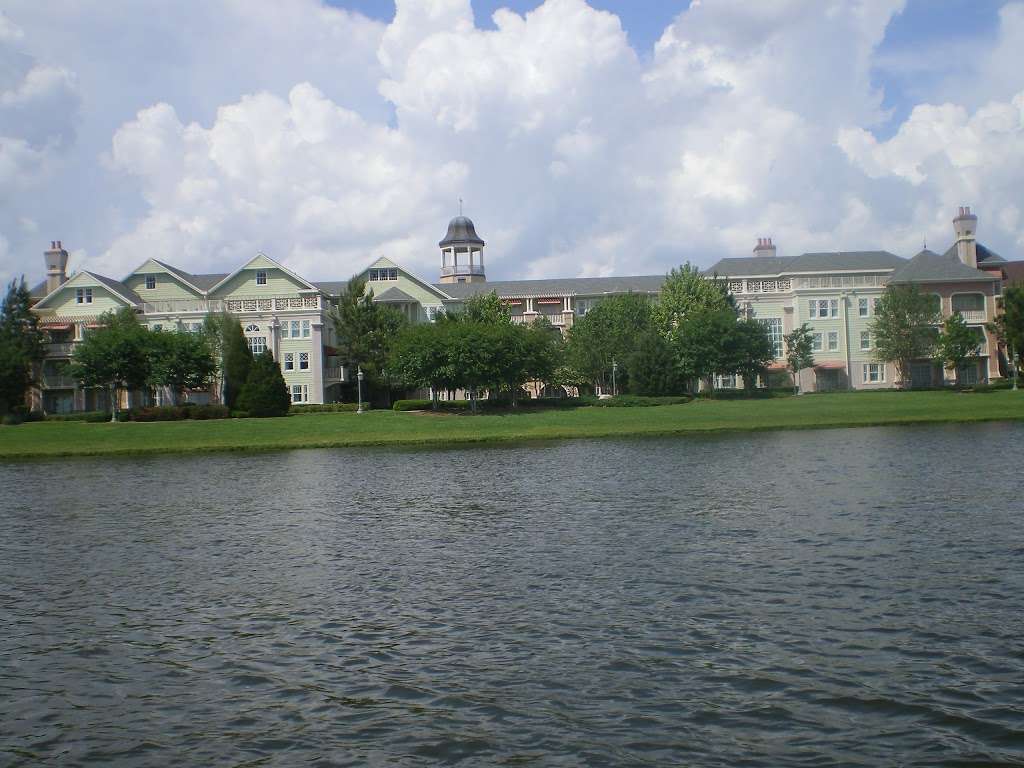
123,260,203,301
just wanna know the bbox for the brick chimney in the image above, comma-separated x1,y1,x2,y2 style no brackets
753,237,777,258
44,240,69,294
953,206,978,269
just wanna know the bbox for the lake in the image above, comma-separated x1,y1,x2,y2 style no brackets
2,423,1023,766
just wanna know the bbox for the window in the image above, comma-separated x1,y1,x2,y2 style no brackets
827,331,839,352
299,352,309,370
860,331,871,350
858,298,869,317
152,324,163,332
758,317,783,357
291,384,308,403
808,298,838,318
290,320,300,338
302,320,310,338
863,363,885,383
811,333,823,352
368,267,399,281
76,288,93,304
145,275,157,290
952,294,985,313
714,374,737,389
247,337,267,355
244,324,260,333
873,298,881,313
256,270,267,285
283,353,294,371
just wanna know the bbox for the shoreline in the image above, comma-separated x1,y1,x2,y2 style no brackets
3,390,1023,460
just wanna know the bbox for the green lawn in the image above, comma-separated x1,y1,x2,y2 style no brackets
2,389,1023,459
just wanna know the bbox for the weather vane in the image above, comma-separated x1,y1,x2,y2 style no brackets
459,197,463,216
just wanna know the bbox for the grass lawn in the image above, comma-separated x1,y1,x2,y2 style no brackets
2,389,1023,459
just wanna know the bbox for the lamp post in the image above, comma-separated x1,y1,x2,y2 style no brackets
611,358,618,397
356,366,365,414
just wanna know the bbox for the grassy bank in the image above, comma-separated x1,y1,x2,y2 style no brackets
2,389,1023,459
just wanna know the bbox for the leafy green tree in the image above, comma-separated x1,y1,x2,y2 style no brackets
870,285,941,387
0,278,46,414
627,332,684,396
211,315,253,409
726,318,775,394
653,263,734,334
440,291,512,325
989,285,1024,390
937,313,981,385
388,322,456,408
784,323,815,394
149,330,217,404
564,293,654,390
237,351,291,417
68,307,151,421
673,306,738,394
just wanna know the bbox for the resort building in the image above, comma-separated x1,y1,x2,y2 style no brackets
26,207,1015,410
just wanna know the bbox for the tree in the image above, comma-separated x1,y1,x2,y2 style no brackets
68,307,151,421
937,313,981,386
440,291,511,325
388,323,455,408
726,318,775,394
564,293,654,391
627,332,684,396
220,316,253,409
784,323,815,394
870,284,941,388
237,351,291,417
149,330,217,404
673,305,738,394
989,285,1024,390
653,262,734,334
0,278,46,414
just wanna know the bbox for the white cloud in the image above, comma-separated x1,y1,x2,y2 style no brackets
0,0,1021,290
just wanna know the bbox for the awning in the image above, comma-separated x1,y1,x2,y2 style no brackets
765,363,788,372
814,361,846,370
40,323,73,331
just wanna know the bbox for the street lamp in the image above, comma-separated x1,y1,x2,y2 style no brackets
611,358,618,397
356,366,365,414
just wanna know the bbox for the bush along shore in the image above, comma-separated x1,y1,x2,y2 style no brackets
1,389,1022,459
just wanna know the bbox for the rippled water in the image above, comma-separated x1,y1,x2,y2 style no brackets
2,423,1024,766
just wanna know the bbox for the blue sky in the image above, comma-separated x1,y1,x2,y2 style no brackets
1,0,1021,286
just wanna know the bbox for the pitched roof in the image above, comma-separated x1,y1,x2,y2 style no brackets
705,251,903,277
91,272,143,304
30,280,48,300
434,275,665,299
889,249,998,284
372,286,418,303
943,242,1006,265
187,273,228,291
313,280,348,296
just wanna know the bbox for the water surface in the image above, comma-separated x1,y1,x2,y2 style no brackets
2,423,1023,766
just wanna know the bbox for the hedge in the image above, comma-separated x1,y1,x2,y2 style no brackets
591,395,691,407
289,403,361,414
131,404,230,422
45,411,112,422
393,395,690,411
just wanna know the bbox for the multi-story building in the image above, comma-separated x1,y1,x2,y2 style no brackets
27,207,1014,411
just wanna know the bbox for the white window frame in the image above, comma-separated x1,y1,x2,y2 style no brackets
858,298,869,317
807,298,838,319
299,352,309,370
283,352,294,371
860,331,871,351
827,331,839,352
301,320,311,338
145,275,157,290
811,332,823,352
247,337,267,356
291,384,308,403
76,288,93,304
758,317,783,358
862,363,885,383
256,270,268,285
290,320,300,338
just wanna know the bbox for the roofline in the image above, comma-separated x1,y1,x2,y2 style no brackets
206,252,319,295
123,257,207,295
890,275,998,284
358,259,454,302
32,270,140,309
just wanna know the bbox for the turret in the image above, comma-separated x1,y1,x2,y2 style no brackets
953,206,978,269
438,213,486,284
44,240,69,294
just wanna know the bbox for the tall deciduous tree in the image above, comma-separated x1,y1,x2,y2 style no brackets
988,285,1024,390
653,263,734,333
627,332,684,396
870,285,941,388
784,323,815,394
149,330,217,404
726,319,775,394
937,313,981,385
564,293,654,391
673,306,738,394
440,291,511,325
68,307,151,421
0,278,46,414
202,314,253,409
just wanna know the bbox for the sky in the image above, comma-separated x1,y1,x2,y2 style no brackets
1,0,1022,291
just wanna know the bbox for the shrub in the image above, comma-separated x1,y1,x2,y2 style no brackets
44,411,112,422
394,399,473,412
290,403,361,414
591,395,690,407
237,352,290,417
130,404,230,422
2,413,24,426
230,410,250,419
393,399,432,411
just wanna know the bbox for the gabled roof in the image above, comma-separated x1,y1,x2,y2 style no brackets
30,280,48,300
435,275,665,299
33,270,141,309
188,273,229,291
206,253,318,294
373,286,418,303
889,249,998,284
705,251,903,277
125,258,210,294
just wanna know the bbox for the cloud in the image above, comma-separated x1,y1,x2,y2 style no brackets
0,0,1021,291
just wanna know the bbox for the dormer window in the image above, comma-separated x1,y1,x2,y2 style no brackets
368,268,398,281
256,270,267,285
145,275,157,289
76,288,93,304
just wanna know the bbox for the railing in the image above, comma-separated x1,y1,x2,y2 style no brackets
47,342,75,357
510,313,567,326
142,299,225,314
792,274,888,290
42,374,76,389
324,366,345,382
954,309,986,322
440,264,485,277
224,296,320,313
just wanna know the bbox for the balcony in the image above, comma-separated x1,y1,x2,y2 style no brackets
42,374,76,389
142,299,226,314
324,366,345,382
954,309,986,323
440,264,485,278
47,342,75,357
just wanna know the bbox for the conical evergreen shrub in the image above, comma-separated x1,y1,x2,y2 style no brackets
237,351,291,417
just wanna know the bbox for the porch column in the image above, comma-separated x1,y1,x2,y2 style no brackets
270,317,280,361
310,321,324,404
